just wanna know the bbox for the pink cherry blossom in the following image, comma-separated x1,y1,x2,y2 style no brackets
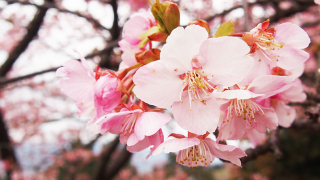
56,54,122,132
243,20,310,71
152,133,246,167
315,0,320,5
259,66,306,127
269,81,306,127
217,75,295,140
120,12,155,48
133,25,254,135
93,104,171,153
56,54,95,103
119,12,156,68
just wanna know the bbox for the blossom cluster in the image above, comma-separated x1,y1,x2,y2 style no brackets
56,1,310,168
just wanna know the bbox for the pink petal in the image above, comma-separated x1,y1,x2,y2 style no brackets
57,60,95,102
240,51,270,86
95,109,142,134
94,75,121,116
120,133,129,145
244,128,267,147
248,75,295,100
161,25,208,74
118,40,139,69
215,90,264,100
200,36,254,87
275,22,310,49
147,130,164,158
127,130,164,153
218,110,247,141
86,116,100,134
152,138,200,155
272,46,309,70
172,94,220,135
127,133,140,146
287,64,305,79
281,80,306,102
133,112,171,142
76,101,95,118
133,60,184,108
273,100,296,128
252,107,278,133
123,14,151,46
205,139,246,166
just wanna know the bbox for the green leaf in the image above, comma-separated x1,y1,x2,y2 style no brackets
214,21,234,38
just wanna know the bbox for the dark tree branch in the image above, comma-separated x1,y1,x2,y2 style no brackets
0,1,54,177
239,120,320,165
302,19,320,28
204,1,271,23
0,1,51,77
98,0,120,70
290,120,320,132
92,136,120,180
0,111,17,179
0,39,120,87
268,0,316,23
269,129,283,160
6,0,109,31
84,135,102,149
240,140,273,165
103,147,132,180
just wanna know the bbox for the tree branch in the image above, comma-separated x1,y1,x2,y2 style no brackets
98,0,120,70
204,1,270,23
103,146,132,180
0,0,51,77
0,39,120,87
92,136,120,180
239,120,320,165
6,0,109,31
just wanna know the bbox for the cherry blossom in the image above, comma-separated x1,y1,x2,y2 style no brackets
56,54,122,132
152,132,246,167
243,20,310,71
92,103,171,153
266,66,306,127
217,75,295,140
133,25,254,135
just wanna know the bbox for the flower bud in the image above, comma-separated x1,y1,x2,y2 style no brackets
189,20,210,34
135,49,161,65
151,0,180,34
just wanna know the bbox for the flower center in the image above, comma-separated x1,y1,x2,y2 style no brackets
255,32,283,51
120,113,141,136
225,99,265,127
180,70,214,110
177,140,213,167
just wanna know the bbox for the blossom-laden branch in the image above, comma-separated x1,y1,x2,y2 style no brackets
54,0,315,175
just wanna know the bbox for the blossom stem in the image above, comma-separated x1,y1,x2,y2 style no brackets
228,33,245,37
116,63,143,79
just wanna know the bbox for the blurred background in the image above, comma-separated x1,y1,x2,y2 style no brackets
0,0,320,179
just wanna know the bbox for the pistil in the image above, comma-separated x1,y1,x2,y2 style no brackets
180,70,214,110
